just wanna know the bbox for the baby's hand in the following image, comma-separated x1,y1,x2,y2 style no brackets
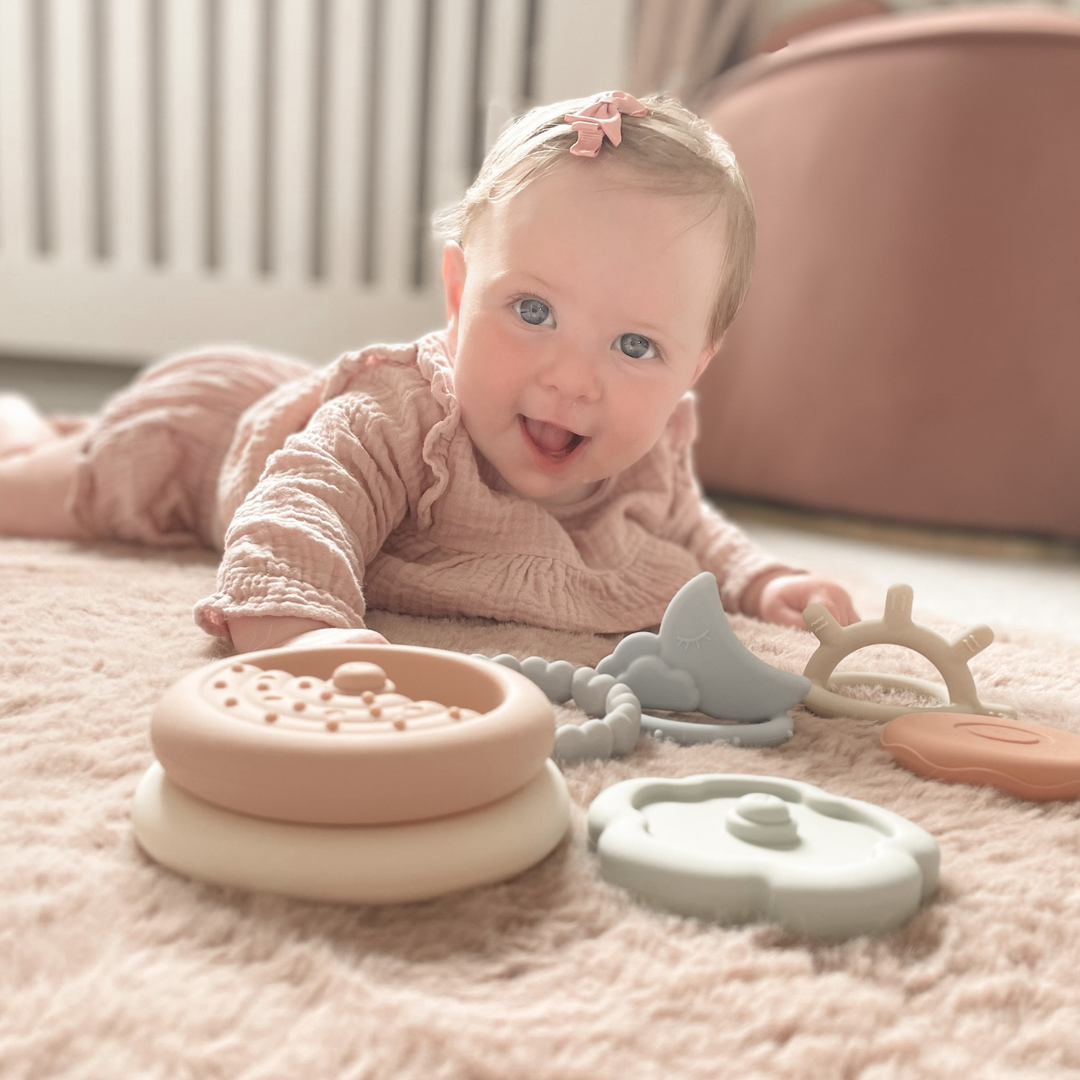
744,572,859,629
285,626,390,650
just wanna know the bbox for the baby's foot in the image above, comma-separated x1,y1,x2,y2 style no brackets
0,393,59,458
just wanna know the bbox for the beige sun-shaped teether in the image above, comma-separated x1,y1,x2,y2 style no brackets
801,584,1016,722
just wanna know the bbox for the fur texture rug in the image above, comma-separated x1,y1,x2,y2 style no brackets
3,537,1080,1080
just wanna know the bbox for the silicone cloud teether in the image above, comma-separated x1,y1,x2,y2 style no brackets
588,774,939,939
596,573,810,720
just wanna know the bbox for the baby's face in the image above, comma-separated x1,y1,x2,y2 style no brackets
444,159,725,505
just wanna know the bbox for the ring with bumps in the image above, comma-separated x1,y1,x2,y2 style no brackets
133,645,571,903
149,645,556,824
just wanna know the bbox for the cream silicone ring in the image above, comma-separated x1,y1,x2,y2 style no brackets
133,759,571,904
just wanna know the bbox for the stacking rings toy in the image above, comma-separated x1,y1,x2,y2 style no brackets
134,645,571,903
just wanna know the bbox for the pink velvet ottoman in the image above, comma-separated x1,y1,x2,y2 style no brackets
696,8,1080,539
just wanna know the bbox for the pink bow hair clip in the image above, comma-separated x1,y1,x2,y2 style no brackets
564,91,648,158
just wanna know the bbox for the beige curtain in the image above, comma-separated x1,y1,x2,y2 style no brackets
628,0,778,106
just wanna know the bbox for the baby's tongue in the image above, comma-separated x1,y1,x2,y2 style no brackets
525,417,575,454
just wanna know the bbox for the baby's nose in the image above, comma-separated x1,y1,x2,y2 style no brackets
539,347,602,402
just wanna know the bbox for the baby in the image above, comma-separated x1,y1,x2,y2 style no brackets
0,92,856,652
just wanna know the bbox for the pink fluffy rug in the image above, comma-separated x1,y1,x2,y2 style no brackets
3,537,1080,1079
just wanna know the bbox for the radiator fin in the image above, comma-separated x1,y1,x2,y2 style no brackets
0,0,632,361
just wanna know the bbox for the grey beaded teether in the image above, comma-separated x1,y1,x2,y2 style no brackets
476,573,808,760
476,654,642,761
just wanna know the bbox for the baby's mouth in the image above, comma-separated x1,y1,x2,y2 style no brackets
520,416,585,460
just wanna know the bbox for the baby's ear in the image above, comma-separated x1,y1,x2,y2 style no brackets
690,337,721,387
442,241,466,353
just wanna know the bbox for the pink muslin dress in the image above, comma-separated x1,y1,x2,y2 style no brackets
72,332,793,638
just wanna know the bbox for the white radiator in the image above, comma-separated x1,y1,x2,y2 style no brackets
0,0,632,366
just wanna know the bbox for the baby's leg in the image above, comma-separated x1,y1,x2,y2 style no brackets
0,432,84,538
0,393,59,457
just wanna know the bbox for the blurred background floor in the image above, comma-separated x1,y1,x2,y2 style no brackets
0,354,138,413
3,352,1078,643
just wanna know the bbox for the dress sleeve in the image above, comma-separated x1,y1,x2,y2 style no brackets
683,497,802,614
665,397,803,614
193,389,421,638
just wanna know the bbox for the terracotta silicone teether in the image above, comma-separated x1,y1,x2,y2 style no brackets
881,713,1080,801
150,645,556,825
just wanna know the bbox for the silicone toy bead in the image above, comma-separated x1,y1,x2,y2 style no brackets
802,584,1016,722
574,669,617,719
520,656,575,702
588,774,940,939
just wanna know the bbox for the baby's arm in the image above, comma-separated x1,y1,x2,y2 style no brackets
657,397,856,628
681,490,857,628
673,479,851,630
197,395,413,649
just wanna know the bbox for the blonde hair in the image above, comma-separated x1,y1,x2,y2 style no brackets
434,93,755,345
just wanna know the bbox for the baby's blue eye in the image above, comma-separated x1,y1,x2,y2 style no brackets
515,298,553,326
618,333,655,359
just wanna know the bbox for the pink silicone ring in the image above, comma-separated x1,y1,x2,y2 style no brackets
150,645,555,825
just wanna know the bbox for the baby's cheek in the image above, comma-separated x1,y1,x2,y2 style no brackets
459,330,522,408
609,387,674,456
455,359,500,422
